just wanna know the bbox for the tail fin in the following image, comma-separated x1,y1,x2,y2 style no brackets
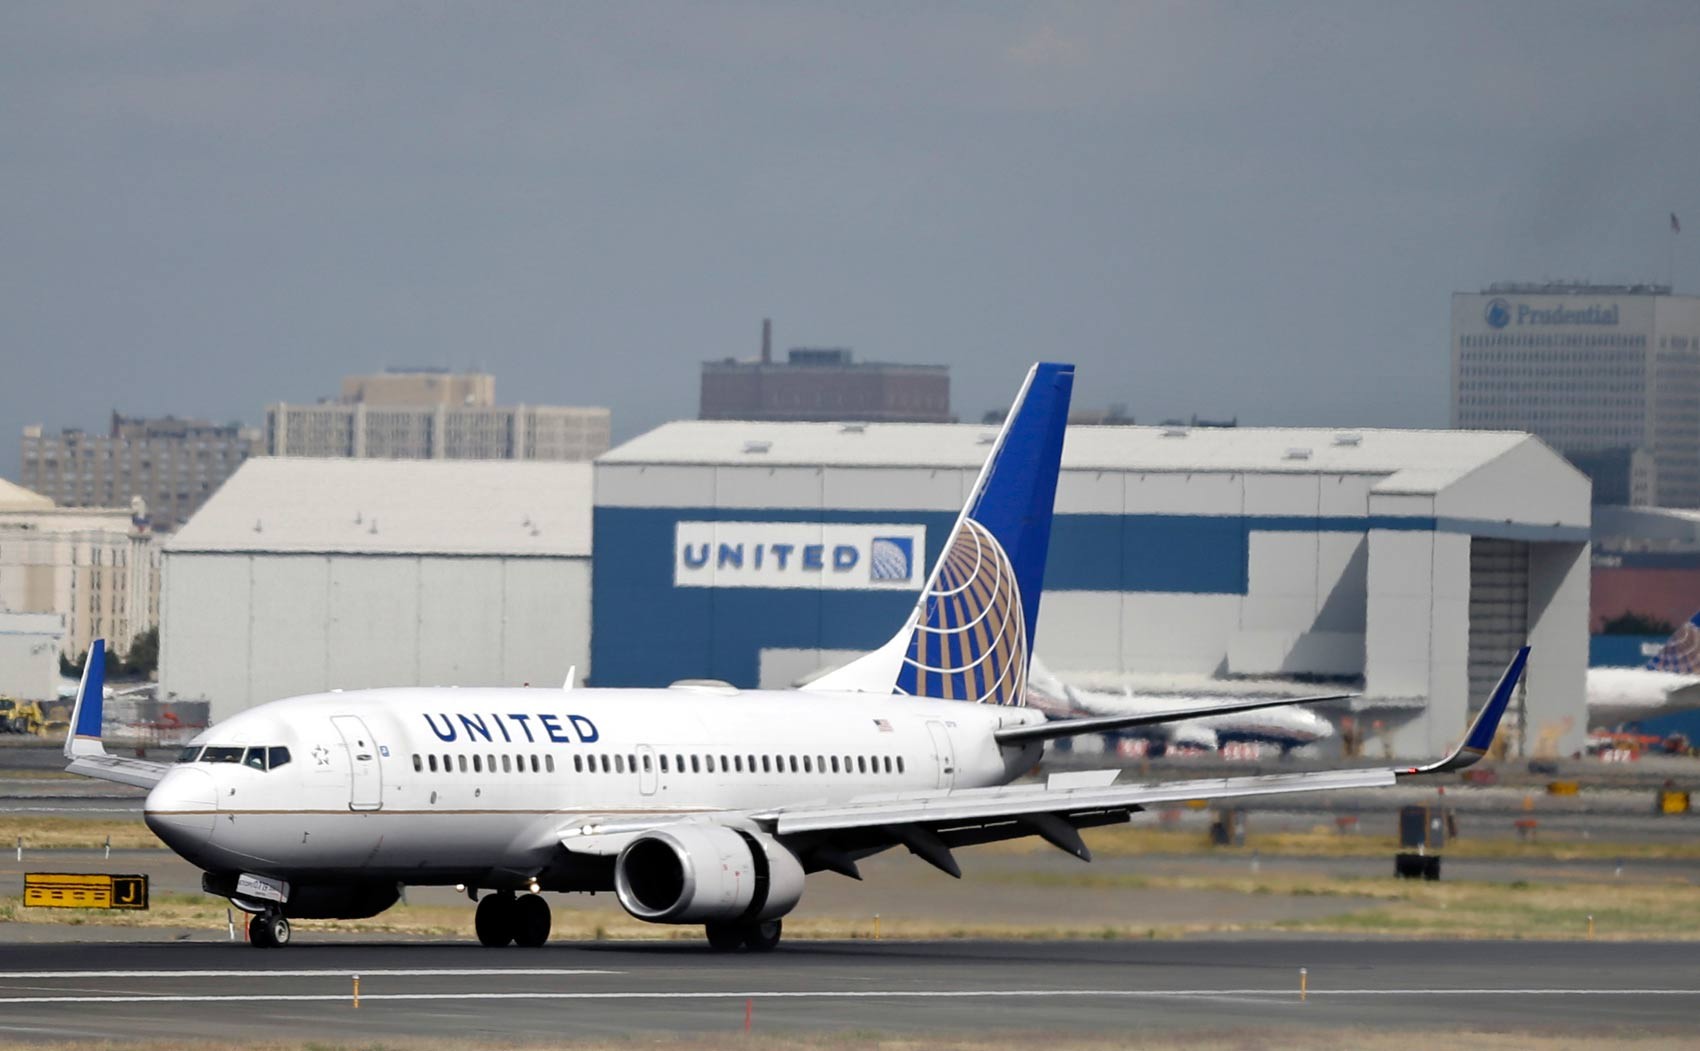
807,362,1074,704
64,639,107,760
1647,611,1700,673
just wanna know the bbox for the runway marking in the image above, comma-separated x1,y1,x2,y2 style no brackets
3,969,620,980
0,988,1696,1005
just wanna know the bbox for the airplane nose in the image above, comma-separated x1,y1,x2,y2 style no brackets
144,767,217,858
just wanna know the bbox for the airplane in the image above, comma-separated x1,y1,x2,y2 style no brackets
1587,610,1700,727
62,362,1530,951
1026,658,1335,756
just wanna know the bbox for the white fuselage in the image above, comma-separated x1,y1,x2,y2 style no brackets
1585,666,1700,727
144,685,1046,888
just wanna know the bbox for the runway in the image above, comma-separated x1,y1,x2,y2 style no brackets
0,940,1695,1043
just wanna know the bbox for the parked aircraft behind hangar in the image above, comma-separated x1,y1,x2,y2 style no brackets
65,363,1528,950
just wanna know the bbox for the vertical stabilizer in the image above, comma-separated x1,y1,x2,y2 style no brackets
807,363,1074,703
64,639,108,760
1647,611,1700,673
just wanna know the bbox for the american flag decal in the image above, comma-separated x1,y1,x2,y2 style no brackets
873,718,893,732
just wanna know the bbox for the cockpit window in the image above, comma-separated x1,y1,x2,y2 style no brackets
268,746,291,770
176,746,203,763
202,746,244,764
242,747,267,770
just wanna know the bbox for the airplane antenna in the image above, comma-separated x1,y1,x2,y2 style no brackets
562,666,577,691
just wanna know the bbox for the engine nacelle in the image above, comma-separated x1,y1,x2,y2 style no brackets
613,825,804,924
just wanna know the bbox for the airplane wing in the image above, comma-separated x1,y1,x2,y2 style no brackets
758,648,1527,877
993,692,1353,744
62,639,169,789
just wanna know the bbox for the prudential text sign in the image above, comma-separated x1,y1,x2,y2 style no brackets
674,522,927,590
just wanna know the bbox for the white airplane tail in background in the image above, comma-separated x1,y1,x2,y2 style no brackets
807,362,1075,705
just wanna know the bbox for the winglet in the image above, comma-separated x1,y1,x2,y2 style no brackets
1401,646,1529,776
64,639,108,760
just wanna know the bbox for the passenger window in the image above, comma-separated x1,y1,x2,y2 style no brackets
473,755,483,773
817,755,825,772
676,754,685,772
573,755,583,773
830,756,839,773
428,754,438,773
660,755,669,773
242,747,266,771
458,755,468,773
515,753,524,772
530,755,539,773
412,754,423,773
545,755,555,773
733,755,743,773
897,757,905,774
268,747,291,770
748,754,757,772
177,746,202,763
615,754,625,774
690,755,700,773
642,754,652,773
442,754,451,771
488,754,496,772
761,756,771,774
883,756,892,774
789,756,798,773
803,756,812,773
502,755,511,773
856,756,866,774
628,753,637,772
600,755,611,773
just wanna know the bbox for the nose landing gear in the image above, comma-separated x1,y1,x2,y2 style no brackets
247,910,291,948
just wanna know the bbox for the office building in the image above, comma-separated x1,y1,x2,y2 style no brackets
1452,282,1700,507
700,320,951,423
18,414,262,531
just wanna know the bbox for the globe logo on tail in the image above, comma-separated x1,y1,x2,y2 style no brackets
895,518,1027,705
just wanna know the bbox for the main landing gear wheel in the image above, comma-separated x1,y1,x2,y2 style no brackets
475,892,516,947
513,893,552,948
248,911,290,949
742,919,782,953
704,919,783,952
705,922,744,952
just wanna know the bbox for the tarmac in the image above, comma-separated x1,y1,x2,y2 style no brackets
0,939,1695,1043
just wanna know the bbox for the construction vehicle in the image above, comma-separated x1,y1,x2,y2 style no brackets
0,696,47,735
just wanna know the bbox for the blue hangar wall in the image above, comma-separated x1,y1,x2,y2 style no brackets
590,482,1444,689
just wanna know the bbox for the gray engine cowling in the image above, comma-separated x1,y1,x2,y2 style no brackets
613,825,804,924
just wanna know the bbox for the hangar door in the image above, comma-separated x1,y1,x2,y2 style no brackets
1468,539,1529,743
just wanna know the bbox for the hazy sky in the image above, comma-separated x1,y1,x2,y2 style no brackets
4,2,1698,472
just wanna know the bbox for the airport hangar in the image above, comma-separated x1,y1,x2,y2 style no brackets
593,422,1591,758
157,458,592,722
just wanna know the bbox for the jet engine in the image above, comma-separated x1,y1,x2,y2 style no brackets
613,825,804,924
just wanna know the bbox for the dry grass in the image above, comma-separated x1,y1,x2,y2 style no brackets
0,1031,1691,1051
10,815,1700,863
11,868,1700,942
0,817,163,850
1053,824,1700,862
992,868,1700,940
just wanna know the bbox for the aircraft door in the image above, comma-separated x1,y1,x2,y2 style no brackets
925,720,956,790
636,745,658,796
331,715,383,812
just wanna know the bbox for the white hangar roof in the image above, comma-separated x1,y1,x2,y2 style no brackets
167,458,592,557
600,421,1568,496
